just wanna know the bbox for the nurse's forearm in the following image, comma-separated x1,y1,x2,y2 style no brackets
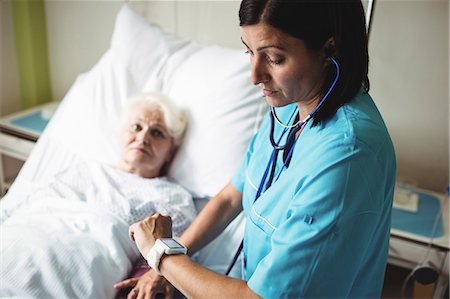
179,183,242,256
160,254,260,299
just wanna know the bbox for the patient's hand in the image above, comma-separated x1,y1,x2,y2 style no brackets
129,213,173,258
114,269,174,299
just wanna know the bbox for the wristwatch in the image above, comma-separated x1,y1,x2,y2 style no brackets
146,238,187,275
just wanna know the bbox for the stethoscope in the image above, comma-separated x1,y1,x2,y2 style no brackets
225,57,340,276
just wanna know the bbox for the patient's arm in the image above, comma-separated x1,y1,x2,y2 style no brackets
178,182,243,256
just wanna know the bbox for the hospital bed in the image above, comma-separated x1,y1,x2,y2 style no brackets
0,4,265,298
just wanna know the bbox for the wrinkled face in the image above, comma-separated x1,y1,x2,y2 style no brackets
119,105,175,178
241,23,328,110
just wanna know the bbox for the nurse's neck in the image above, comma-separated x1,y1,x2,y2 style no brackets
296,94,321,122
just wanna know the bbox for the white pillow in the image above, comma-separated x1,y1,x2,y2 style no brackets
165,46,265,197
110,4,193,90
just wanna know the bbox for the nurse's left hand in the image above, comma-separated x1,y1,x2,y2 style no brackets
129,213,173,257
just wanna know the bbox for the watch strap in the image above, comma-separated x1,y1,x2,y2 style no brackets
146,239,166,275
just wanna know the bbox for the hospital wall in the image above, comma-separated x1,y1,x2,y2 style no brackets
0,0,448,193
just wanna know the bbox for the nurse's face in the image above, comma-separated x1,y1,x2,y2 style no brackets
119,105,175,178
241,23,329,111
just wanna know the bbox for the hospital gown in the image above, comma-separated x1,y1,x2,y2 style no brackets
0,162,196,299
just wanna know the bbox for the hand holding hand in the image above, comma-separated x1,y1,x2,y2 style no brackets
129,213,173,257
114,269,175,299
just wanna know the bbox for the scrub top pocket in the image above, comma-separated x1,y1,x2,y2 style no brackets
248,204,277,236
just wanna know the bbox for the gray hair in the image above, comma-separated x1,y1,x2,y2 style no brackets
122,92,188,145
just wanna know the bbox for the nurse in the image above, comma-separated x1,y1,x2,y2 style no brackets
124,0,396,298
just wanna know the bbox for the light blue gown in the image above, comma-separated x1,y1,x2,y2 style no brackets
232,91,396,298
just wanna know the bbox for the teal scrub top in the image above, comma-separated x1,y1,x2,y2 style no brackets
232,91,396,298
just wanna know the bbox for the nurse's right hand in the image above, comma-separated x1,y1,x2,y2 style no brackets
114,269,174,299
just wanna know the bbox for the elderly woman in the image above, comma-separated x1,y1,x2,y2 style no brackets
0,92,196,299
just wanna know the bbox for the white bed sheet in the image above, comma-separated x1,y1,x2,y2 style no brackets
1,162,196,298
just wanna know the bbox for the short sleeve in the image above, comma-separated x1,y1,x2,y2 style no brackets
231,132,258,193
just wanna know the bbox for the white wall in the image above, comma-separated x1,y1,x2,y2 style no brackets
45,1,124,101
1,0,448,192
369,0,449,192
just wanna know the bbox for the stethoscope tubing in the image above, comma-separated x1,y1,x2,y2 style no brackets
225,57,340,277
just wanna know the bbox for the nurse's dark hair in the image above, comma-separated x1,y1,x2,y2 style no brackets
239,0,370,125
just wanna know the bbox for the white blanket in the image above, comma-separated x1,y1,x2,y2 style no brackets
0,162,196,298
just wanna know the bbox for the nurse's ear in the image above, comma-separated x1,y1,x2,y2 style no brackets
322,37,337,61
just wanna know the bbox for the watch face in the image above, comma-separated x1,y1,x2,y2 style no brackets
160,238,184,249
